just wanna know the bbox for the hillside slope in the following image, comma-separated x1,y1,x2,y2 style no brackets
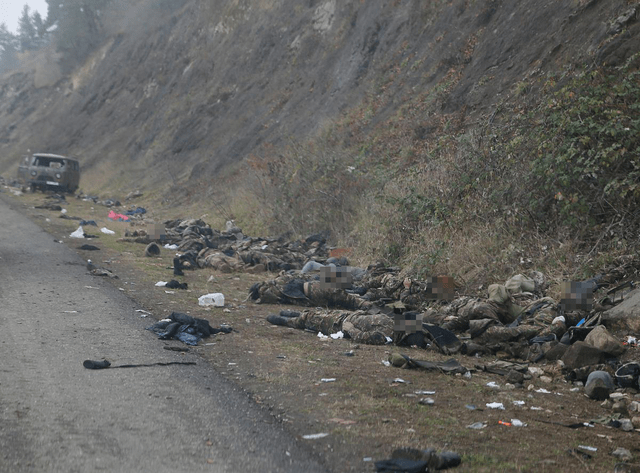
1,0,638,278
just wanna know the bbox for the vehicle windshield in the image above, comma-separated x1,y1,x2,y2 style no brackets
34,156,66,168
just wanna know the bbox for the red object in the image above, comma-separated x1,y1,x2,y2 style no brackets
108,210,129,221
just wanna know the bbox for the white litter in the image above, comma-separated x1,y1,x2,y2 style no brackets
513,401,525,406
61,208,67,214
100,227,115,235
70,226,85,238
330,331,344,339
486,381,500,388
317,332,329,339
302,433,329,440
394,378,406,384
198,293,225,307
164,244,178,250
511,419,527,427
155,281,168,287
578,445,597,452
320,378,336,383
385,336,393,343
535,388,551,394
486,402,505,410
467,422,487,430
415,390,436,395
530,406,543,410
381,360,391,367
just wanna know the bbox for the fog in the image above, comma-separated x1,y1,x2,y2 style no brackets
0,0,48,33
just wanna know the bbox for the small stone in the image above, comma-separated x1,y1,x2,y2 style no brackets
610,392,628,401
611,447,633,461
504,383,516,390
632,416,640,429
631,401,640,412
573,381,584,387
540,376,553,383
619,419,634,432
528,367,545,377
601,399,614,409
612,402,629,416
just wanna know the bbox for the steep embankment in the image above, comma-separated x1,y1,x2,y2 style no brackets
0,0,638,277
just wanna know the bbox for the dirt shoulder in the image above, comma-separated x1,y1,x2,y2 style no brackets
5,189,639,473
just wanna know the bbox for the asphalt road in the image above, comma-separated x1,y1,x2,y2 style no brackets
0,196,328,473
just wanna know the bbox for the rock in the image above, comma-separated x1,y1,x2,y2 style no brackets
539,376,553,383
528,367,545,377
619,418,634,432
561,341,606,369
602,288,640,333
584,325,625,356
602,399,614,409
544,342,568,361
506,369,525,385
630,401,640,413
585,371,614,400
612,401,629,416
632,416,640,429
612,447,633,462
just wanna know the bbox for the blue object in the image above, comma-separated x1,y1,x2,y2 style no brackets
576,318,585,327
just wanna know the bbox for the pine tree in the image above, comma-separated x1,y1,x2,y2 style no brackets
18,5,38,51
0,23,19,72
46,0,112,68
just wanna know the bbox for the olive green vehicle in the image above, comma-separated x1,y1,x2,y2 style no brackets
17,153,80,193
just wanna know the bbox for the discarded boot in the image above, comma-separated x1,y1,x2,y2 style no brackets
173,257,184,276
280,309,301,318
83,359,111,370
267,314,292,327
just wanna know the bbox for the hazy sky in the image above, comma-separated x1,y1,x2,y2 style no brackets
0,0,48,33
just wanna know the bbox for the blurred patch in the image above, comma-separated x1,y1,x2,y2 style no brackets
319,266,353,290
560,281,595,312
425,275,455,301
394,311,423,333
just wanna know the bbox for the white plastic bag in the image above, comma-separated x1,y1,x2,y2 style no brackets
198,293,225,307
70,226,85,238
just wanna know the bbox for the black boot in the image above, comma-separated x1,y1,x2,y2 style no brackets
83,359,112,370
173,257,184,276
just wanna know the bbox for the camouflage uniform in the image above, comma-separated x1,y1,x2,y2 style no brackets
271,309,393,345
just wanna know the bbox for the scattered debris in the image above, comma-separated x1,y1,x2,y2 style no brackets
198,293,225,307
302,433,329,440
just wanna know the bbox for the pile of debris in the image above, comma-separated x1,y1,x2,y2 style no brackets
255,255,640,410
162,219,333,274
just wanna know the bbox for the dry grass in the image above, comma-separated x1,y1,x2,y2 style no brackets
6,189,639,473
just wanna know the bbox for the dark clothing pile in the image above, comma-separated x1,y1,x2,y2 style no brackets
146,312,232,346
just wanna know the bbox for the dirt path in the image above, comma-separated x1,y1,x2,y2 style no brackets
2,190,639,472
0,195,328,473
